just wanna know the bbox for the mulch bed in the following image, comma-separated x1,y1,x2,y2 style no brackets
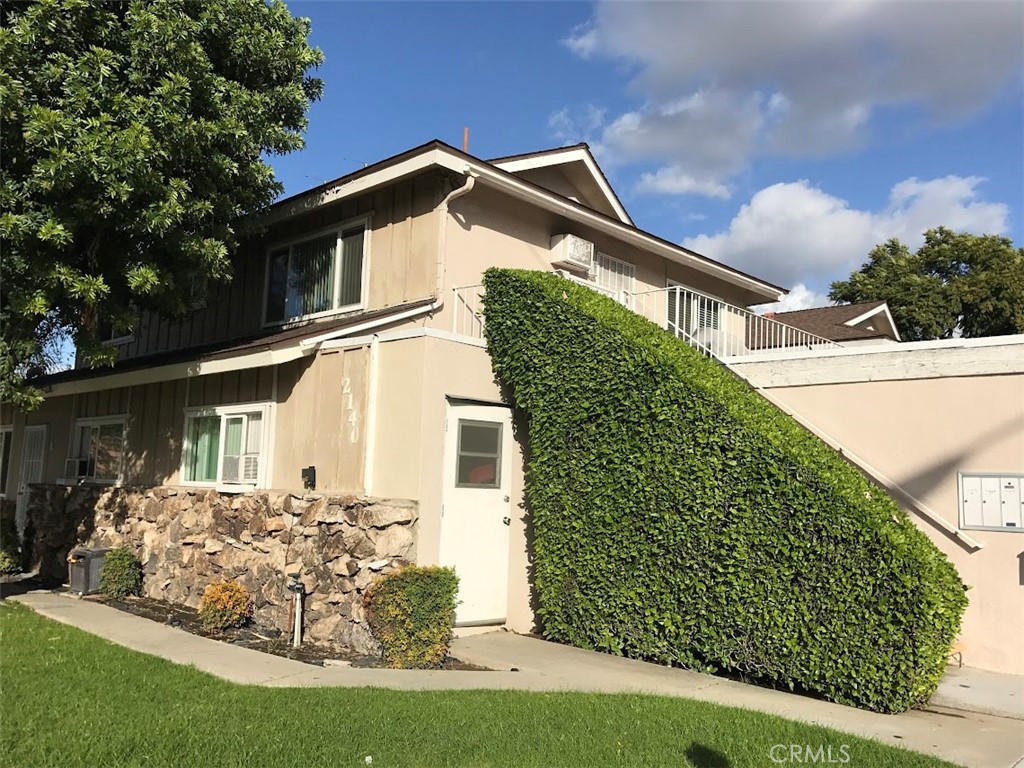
89,592,489,670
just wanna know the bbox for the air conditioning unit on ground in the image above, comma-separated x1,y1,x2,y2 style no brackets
550,234,594,274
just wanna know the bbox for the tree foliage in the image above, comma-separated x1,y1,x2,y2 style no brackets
829,227,1024,341
483,268,966,713
0,0,323,408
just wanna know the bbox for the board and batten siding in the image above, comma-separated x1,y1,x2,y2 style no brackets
106,171,445,365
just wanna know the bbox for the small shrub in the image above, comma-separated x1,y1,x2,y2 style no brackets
363,566,459,669
0,550,19,575
99,548,142,599
199,581,252,632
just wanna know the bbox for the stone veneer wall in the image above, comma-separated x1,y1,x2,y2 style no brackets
26,485,418,653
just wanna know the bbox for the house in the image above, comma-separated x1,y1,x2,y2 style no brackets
766,301,901,345
1,140,1019,674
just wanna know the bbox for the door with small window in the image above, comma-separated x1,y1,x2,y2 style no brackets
16,425,48,541
439,403,513,625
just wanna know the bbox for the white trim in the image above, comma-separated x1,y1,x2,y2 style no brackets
66,415,127,485
319,326,489,351
262,215,372,328
843,303,902,342
263,146,782,302
102,333,134,347
299,300,440,347
362,335,380,496
492,146,633,225
180,401,274,491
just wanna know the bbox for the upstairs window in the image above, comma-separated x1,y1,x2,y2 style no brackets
594,253,636,308
182,404,271,489
66,417,126,483
265,220,368,325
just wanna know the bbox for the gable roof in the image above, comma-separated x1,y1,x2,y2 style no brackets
770,301,901,342
267,140,786,303
488,143,633,226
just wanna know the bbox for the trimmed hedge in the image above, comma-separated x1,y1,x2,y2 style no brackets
99,547,142,599
364,566,459,669
482,269,966,713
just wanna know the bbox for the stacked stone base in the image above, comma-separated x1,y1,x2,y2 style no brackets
26,485,418,654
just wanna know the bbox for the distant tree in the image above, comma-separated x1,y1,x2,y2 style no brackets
829,227,1024,341
0,0,323,409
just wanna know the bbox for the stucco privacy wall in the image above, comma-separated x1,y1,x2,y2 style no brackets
732,351,1024,676
26,485,417,653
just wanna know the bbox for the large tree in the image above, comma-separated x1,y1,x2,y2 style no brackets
830,227,1024,341
0,0,323,408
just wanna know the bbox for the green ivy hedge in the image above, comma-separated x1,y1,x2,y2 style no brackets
482,268,966,713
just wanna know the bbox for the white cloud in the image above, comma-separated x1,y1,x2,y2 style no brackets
683,175,1009,289
563,2,1022,191
547,104,606,144
758,284,831,314
635,166,730,199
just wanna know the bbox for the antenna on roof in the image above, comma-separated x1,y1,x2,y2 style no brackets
462,126,469,153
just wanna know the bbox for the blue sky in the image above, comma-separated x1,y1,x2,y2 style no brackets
276,1,1023,309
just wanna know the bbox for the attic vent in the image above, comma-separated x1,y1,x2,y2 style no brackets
550,234,594,274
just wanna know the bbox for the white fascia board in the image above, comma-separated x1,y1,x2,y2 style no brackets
464,160,783,302
299,300,440,347
260,144,781,302
42,345,313,397
844,303,902,342
492,147,633,226
262,149,452,226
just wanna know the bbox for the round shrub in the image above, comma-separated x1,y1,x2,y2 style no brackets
99,547,142,599
364,566,459,669
482,268,967,713
0,550,19,575
199,581,252,632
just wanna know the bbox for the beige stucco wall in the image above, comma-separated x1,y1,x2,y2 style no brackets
762,373,1024,675
432,184,761,335
369,334,535,633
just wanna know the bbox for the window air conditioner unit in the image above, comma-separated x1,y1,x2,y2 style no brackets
550,234,594,274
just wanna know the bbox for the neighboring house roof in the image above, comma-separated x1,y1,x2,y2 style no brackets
268,139,786,303
769,301,901,342
487,143,633,226
34,299,438,396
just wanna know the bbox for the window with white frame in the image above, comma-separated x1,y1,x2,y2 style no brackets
264,220,368,325
182,404,271,489
0,427,12,496
594,253,635,307
67,417,126,482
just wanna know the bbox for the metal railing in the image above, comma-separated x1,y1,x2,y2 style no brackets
452,277,841,359
452,284,486,339
632,285,841,359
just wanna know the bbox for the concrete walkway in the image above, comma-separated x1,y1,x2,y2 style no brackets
10,592,1024,768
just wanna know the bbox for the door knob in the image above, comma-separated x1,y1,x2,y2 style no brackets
502,516,511,526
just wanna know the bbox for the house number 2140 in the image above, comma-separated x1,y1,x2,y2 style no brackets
342,376,359,444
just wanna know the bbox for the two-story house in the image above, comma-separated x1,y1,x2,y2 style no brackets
2,140,797,636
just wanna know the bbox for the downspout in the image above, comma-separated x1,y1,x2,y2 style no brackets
435,173,477,305
362,334,380,496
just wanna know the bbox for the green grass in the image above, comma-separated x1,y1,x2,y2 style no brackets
0,603,955,768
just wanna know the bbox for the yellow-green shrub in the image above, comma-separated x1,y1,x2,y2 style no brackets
482,268,967,713
199,581,252,632
363,566,459,669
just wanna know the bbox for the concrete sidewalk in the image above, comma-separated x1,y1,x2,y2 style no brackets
10,592,1024,768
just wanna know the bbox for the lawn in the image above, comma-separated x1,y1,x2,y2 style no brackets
0,602,955,768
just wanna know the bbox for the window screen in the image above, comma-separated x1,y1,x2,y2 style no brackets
456,420,502,488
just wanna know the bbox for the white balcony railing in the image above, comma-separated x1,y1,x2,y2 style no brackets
451,277,841,359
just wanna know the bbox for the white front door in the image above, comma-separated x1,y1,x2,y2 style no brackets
439,402,513,625
16,425,47,541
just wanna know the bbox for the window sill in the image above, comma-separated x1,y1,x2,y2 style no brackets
56,478,121,487
262,303,366,331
